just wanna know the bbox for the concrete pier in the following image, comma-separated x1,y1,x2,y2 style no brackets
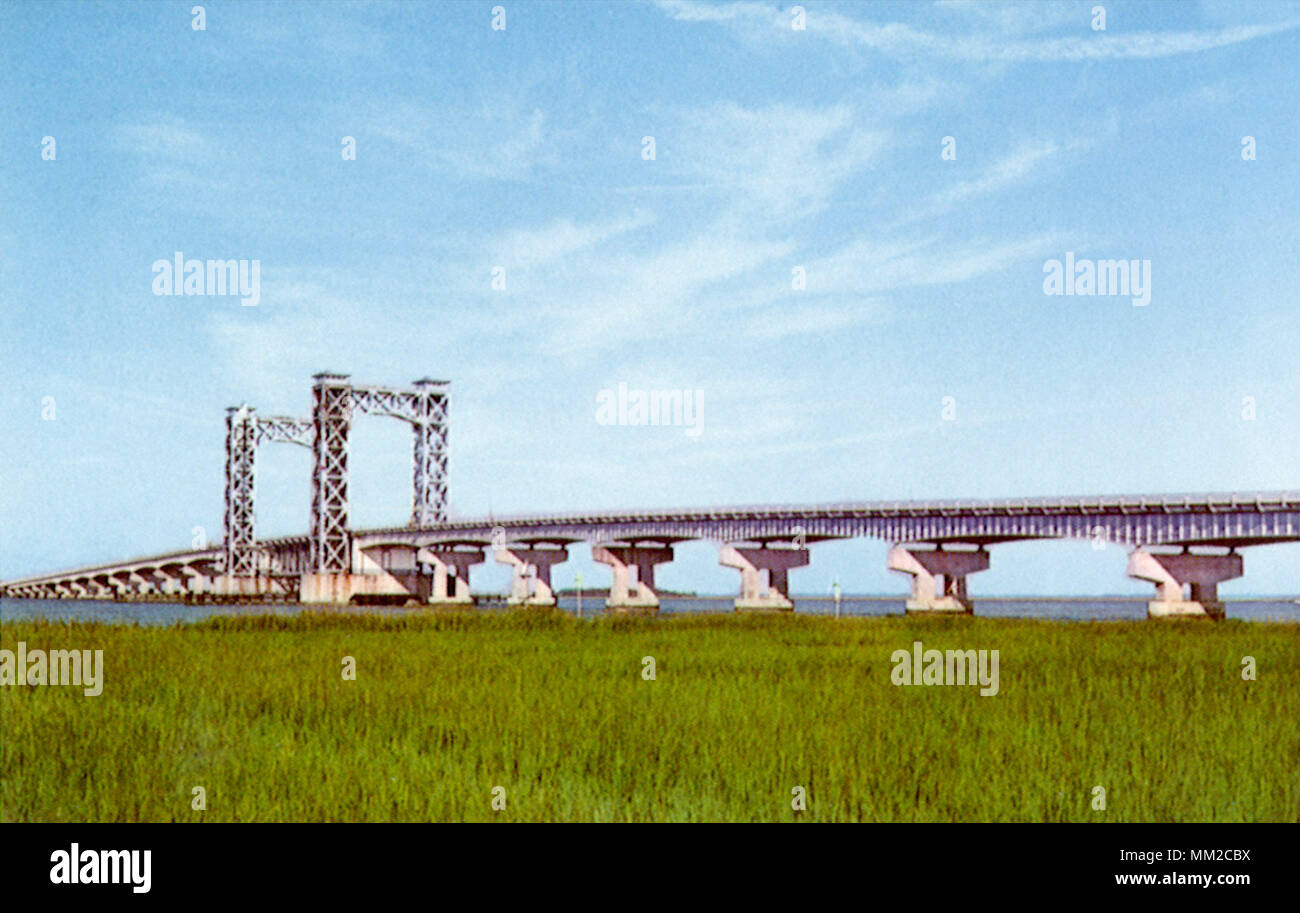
116,570,153,596
418,546,484,606
592,544,674,613
299,573,352,604
1127,548,1242,618
494,545,569,607
298,544,424,605
888,545,989,614
719,545,809,611
213,574,270,598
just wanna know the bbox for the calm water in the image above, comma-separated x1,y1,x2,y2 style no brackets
2,596,1298,625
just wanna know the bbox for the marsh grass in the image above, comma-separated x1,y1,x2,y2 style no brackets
2,611,1297,822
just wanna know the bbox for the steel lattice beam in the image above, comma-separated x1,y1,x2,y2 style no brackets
223,406,259,576
409,379,449,526
223,406,314,578
302,374,451,574
351,378,451,527
310,373,355,574
257,415,314,448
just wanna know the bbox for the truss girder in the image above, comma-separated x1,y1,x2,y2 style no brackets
257,415,314,448
310,375,355,574
352,381,450,527
223,406,316,578
220,375,449,577
223,407,259,577
409,385,449,527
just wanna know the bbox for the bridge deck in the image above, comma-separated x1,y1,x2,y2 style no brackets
3,492,1297,590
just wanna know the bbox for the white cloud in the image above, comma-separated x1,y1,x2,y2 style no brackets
671,101,887,220
490,212,656,270
654,0,770,24
739,297,890,341
932,141,1062,209
369,102,553,181
112,118,226,190
657,0,1300,62
112,119,212,158
807,234,1064,295
933,1,1082,36
535,233,794,355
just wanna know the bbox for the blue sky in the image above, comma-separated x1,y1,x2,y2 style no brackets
1,0,1297,595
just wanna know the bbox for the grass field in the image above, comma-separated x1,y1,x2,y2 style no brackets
2,611,1297,822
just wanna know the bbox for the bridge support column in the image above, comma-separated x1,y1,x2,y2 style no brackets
214,575,269,599
341,545,422,604
132,573,154,597
181,567,215,596
719,545,809,612
157,567,203,598
418,547,484,606
495,546,568,607
1127,549,1241,619
593,545,675,613
108,573,131,596
142,570,176,597
301,545,429,606
151,570,179,597
299,573,354,604
114,571,157,598
888,545,989,614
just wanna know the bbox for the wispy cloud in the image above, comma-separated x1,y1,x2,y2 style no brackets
111,117,227,191
535,232,795,355
368,101,554,181
739,297,890,341
933,0,1084,36
806,234,1064,296
669,101,886,221
655,0,1300,62
932,141,1062,209
112,119,212,158
490,212,656,270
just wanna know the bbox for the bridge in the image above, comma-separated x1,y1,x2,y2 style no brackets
2,373,1297,618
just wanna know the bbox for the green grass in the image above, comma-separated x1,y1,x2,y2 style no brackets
2,611,1297,822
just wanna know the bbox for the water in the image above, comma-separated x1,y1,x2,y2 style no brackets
2,596,1298,625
